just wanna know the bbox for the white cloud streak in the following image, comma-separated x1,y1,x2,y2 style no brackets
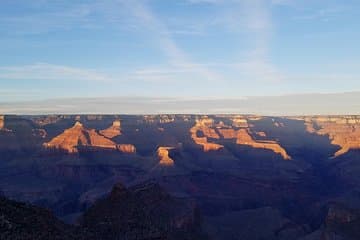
121,0,223,83
0,63,113,82
185,0,285,83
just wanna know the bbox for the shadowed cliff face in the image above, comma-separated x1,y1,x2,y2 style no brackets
0,195,91,240
0,182,206,240
80,181,207,240
302,116,360,157
0,114,360,240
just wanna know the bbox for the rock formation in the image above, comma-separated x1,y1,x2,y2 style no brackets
100,120,122,138
44,121,118,153
0,115,4,130
157,147,175,166
232,116,248,128
80,181,207,240
117,144,136,154
218,127,291,159
0,182,206,240
0,196,90,240
304,116,360,157
190,118,223,152
235,129,291,160
218,128,238,139
256,131,267,137
190,117,290,159
33,115,62,126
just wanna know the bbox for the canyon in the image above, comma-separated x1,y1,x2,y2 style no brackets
0,181,206,240
0,114,360,240
190,116,290,159
302,116,360,157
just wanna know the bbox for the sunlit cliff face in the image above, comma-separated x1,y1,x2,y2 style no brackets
157,147,175,166
190,118,224,152
44,121,135,153
0,116,4,130
304,116,360,157
100,120,122,139
190,116,291,160
44,121,117,153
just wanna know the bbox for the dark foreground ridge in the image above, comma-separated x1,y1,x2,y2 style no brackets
0,182,207,240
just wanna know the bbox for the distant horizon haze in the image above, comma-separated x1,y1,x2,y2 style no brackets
1,91,359,115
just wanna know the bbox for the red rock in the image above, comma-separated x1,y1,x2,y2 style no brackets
236,129,291,160
190,118,224,152
156,147,175,166
44,121,117,153
117,144,136,154
100,120,122,138
0,116,4,130
305,116,360,157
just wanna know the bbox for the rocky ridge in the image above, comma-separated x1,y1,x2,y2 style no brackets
304,116,360,157
99,120,121,139
0,181,206,240
0,115,4,130
44,122,117,153
156,147,175,166
190,116,291,159
190,118,224,152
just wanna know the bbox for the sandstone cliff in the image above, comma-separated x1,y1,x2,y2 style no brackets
218,127,290,159
100,120,121,138
190,117,290,159
304,116,360,157
44,121,117,153
231,116,248,128
235,129,291,160
0,115,4,130
190,118,223,152
117,144,136,154
157,147,175,166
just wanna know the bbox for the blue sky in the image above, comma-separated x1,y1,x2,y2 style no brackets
1,0,360,104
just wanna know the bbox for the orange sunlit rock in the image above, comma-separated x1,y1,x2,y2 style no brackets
44,121,118,153
117,144,136,154
100,120,122,138
190,118,224,152
304,116,360,157
236,129,291,160
0,116,4,130
256,131,267,137
156,147,175,166
190,117,290,159
218,129,237,139
231,117,248,128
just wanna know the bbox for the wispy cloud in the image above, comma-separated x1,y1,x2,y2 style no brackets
2,92,359,115
294,6,347,21
183,0,284,83
121,1,222,83
0,63,113,82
